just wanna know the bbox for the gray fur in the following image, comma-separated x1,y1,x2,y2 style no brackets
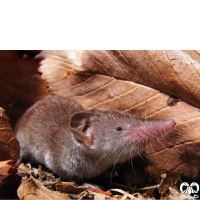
15,95,175,180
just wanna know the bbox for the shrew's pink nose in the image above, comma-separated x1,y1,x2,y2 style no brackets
133,119,176,142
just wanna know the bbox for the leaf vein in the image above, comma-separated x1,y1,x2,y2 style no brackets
105,51,130,81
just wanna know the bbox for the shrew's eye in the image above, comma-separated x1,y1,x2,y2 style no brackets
116,126,122,131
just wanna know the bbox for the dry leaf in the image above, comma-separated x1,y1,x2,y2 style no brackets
109,189,144,200
0,160,21,199
17,177,70,200
93,192,106,200
56,182,87,194
0,160,16,185
38,50,200,179
0,50,48,127
56,181,111,196
17,163,33,177
0,107,19,161
38,50,200,108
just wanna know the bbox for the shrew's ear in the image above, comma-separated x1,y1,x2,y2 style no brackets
70,111,94,148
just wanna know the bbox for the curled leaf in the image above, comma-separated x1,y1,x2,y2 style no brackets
0,107,19,161
0,160,21,199
17,177,70,200
55,182,87,194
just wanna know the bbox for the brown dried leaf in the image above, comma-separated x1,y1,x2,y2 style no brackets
17,163,34,177
0,160,21,199
17,177,70,200
0,50,48,127
38,50,200,180
0,160,17,186
0,107,19,161
39,50,200,108
56,182,87,194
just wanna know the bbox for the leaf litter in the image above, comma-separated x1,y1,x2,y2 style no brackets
14,162,191,200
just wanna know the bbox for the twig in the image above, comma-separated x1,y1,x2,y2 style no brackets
131,174,167,191
110,174,167,191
